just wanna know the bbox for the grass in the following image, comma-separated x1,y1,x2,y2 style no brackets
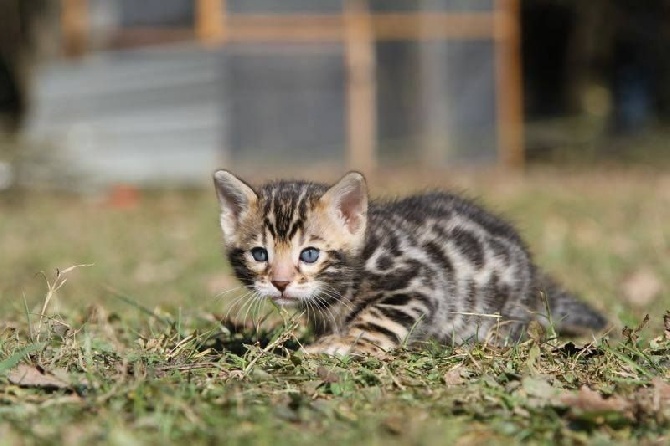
0,167,669,445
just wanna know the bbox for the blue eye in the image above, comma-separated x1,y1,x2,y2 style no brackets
299,247,320,263
250,247,268,262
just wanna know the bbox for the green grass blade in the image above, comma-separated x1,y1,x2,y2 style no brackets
0,342,46,374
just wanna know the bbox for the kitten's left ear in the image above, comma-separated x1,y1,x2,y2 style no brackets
320,171,368,236
213,170,258,242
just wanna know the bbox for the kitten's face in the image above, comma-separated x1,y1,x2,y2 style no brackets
213,171,367,307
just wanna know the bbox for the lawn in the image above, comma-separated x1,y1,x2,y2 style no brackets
0,167,669,445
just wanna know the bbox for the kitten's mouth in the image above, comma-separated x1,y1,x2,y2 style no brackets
272,294,299,306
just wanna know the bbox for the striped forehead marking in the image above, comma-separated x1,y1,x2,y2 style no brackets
260,182,316,243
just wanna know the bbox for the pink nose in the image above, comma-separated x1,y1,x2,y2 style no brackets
271,280,290,292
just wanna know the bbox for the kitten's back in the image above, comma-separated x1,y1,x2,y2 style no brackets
364,191,606,341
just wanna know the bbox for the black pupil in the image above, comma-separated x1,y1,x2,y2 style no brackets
251,247,268,262
300,247,319,263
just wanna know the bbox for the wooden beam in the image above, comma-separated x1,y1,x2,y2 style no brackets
219,13,496,43
494,0,524,169
196,0,226,44
373,13,495,41
227,15,343,42
344,0,376,174
110,28,195,48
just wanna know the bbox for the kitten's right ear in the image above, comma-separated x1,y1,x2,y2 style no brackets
213,170,258,241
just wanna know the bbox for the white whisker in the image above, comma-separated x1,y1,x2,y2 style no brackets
224,290,255,320
212,285,246,300
311,293,338,331
319,284,353,312
236,292,258,325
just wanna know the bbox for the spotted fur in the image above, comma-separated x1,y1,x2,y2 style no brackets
213,170,607,355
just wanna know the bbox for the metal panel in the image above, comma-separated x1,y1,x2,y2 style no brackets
25,44,226,187
226,43,346,167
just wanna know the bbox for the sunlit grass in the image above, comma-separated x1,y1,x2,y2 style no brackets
0,168,668,444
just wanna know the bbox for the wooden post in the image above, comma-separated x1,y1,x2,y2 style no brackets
196,0,229,168
344,0,376,174
196,0,226,45
494,0,524,169
61,0,88,57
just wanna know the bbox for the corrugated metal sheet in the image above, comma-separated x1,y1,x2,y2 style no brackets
25,44,226,187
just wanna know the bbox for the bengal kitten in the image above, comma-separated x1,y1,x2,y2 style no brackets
213,170,607,355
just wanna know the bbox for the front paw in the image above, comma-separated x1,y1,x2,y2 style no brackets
302,341,354,356
301,336,386,357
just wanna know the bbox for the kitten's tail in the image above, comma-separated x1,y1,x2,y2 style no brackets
536,273,608,335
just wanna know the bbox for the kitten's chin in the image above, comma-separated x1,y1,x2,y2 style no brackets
270,295,301,306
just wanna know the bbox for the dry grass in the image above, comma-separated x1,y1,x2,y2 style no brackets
1,167,669,445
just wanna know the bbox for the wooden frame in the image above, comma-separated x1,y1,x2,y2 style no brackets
61,0,88,57
60,0,524,172
494,0,524,169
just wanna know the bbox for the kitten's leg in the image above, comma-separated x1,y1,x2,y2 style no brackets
302,334,386,356
302,292,430,356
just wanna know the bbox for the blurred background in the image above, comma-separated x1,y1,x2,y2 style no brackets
0,0,667,327
0,0,668,189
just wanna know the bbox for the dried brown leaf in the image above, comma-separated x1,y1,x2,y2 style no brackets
622,314,650,344
652,377,670,403
621,269,662,306
527,320,545,344
560,385,633,420
0,423,22,445
628,377,670,415
522,377,560,400
382,415,405,435
316,366,341,384
443,365,465,387
7,364,70,389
